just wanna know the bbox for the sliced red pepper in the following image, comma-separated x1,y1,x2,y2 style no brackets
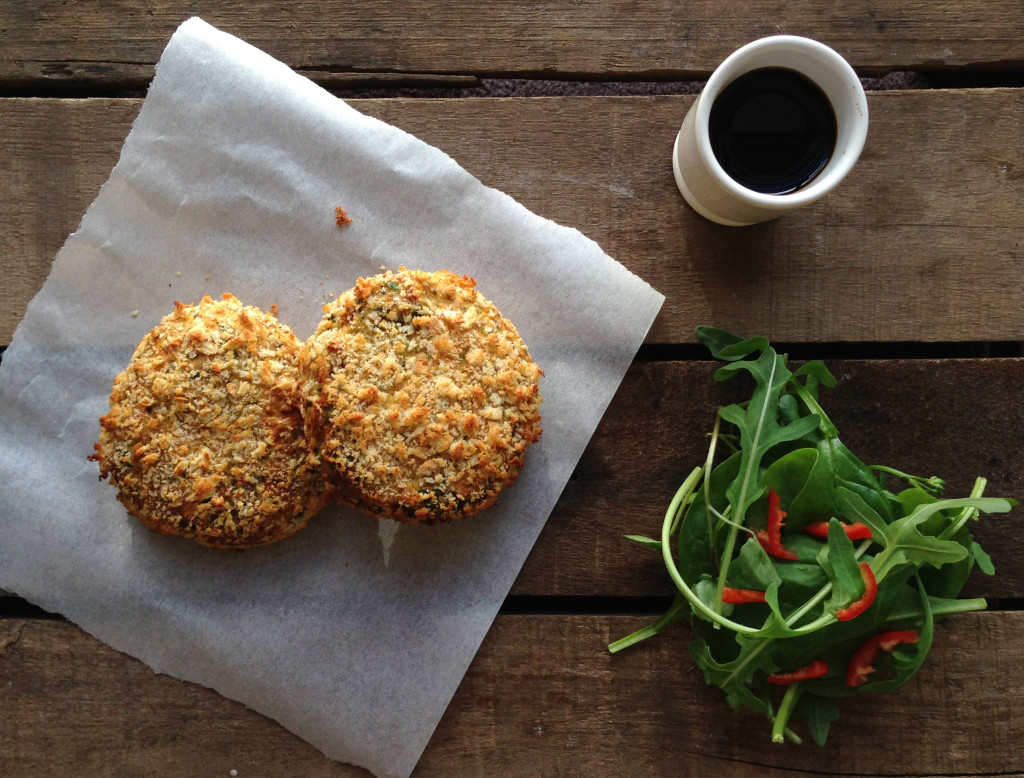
804,520,873,541
721,587,767,604
835,562,877,621
756,489,799,561
846,630,920,687
766,659,828,685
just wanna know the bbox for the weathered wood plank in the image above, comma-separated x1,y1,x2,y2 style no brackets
1,613,1021,776
515,358,1024,599
0,359,1019,601
2,91,1023,346
1,2,1023,87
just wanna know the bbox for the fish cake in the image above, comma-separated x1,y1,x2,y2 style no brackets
93,293,330,548
300,268,542,523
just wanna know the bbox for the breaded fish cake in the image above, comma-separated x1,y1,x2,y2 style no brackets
92,294,330,548
300,268,542,523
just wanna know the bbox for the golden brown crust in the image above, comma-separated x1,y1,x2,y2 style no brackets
299,268,542,524
93,294,330,548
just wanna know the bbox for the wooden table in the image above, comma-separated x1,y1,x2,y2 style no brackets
2,4,1023,776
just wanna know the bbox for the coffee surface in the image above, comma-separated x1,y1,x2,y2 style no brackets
709,67,837,195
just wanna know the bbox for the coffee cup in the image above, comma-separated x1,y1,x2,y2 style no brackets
673,36,868,226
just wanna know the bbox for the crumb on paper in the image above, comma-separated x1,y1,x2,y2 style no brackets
176,271,182,277
205,274,211,281
335,206,353,228
131,310,139,318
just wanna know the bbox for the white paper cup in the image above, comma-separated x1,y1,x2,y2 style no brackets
673,36,868,226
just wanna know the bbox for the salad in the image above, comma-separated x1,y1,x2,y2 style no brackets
611,327,1015,744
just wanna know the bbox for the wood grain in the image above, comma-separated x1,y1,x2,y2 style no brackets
2,614,1021,777
0,358,1019,602
2,7,1022,777
1,2,1023,88
514,358,1024,600
2,90,1023,346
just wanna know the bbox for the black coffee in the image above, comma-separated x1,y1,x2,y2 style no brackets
709,67,837,195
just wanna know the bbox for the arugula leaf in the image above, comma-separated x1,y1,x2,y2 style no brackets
794,693,840,746
819,519,866,614
972,541,995,576
697,326,769,361
705,338,821,616
623,534,662,550
689,631,777,714
729,536,783,591
611,328,1017,744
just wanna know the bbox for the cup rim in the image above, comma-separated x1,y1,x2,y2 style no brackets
693,35,868,210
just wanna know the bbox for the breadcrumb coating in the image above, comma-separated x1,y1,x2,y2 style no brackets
92,294,330,548
299,268,542,524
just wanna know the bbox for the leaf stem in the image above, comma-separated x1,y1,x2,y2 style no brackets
660,471,763,636
608,596,689,653
787,375,836,437
940,478,987,540
703,415,722,562
714,355,780,614
884,596,987,623
772,684,803,744
870,465,945,494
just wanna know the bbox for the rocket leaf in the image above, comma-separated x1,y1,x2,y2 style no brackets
611,327,1016,744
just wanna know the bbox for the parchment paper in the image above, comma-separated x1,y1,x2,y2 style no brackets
0,18,663,778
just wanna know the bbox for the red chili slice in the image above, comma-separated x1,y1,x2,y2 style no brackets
835,562,877,622
846,630,920,687
766,660,829,685
804,520,873,541
756,489,799,561
721,587,767,604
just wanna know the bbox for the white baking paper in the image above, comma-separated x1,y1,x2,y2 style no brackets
0,17,663,778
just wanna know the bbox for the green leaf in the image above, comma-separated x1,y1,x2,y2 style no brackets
827,439,895,523
715,346,817,531
917,522,974,597
696,326,768,361
689,631,777,714
760,448,819,528
623,534,661,550
972,540,995,576
833,487,890,542
820,519,866,613
794,693,841,746
856,575,936,694
783,453,839,531
791,360,838,390
875,497,1012,576
729,536,783,590
833,489,1006,581
694,574,727,619
612,328,1017,746
678,452,741,581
